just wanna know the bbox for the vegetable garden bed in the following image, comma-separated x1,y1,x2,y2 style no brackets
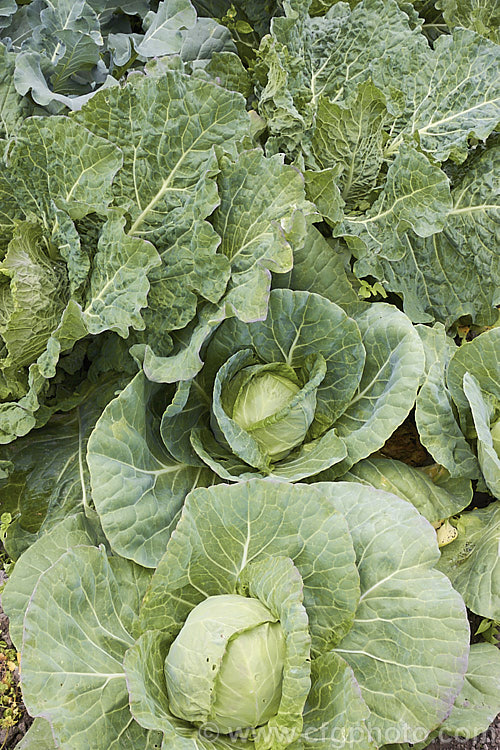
0,0,499,748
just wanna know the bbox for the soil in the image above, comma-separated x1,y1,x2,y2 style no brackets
0,569,34,750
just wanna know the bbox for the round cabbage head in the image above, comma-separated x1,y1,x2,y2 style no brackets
164,594,285,733
229,364,316,460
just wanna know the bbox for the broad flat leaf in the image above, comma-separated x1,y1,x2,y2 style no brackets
20,545,159,750
82,212,161,337
463,372,500,498
180,17,236,64
311,82,392,205
0,378,120,558
367,145,500,327
343,457,471,523
340,144,452,265
274,226,363,318
135,0,197,58
440,642,500,738
87,371,216,567
140,480,360,654
320,482,470,743
306,0,422,106
438,501,500,620
202,51,252,97
415,324,479,478
325,303,425,476
212,150,312,323
447,327,500,430
2,512,103,648
443,145,499,312
376,28,500,163
301,651,375,750
437,0,499,45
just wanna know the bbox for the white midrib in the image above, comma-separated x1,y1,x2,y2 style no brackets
127,129,207,236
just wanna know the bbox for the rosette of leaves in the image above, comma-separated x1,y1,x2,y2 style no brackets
87,287,425,566
2,480,471,749
254,0,500,329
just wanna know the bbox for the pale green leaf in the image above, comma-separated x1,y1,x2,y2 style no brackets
136,0,197,58
415,324,479,478
463,371,500,498
438,501,500,620
301,651,375,750
87,371,216,567
326,303,425,476
341,145,452,265
319,482,470,742
20,545,159,750
2,513,102,648
343,456,471,523
82,212,161,337
441,642,500,738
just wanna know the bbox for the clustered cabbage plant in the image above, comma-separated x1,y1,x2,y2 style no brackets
85,287,425,568
6,479,494,750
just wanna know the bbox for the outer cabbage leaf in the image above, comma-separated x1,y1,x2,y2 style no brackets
376,28,500,163
14,719,58,750
463,372,500,498
358,144,500,327
0,377,123,559
323,303,425,477
0,41,32,139
2,512,104,648
437,501,500,620
415,324,479,478
20,545,162,749
386,642,500,749
343,456,471,523
0,114,121,269
436,0,499,45
340,144,452,267
139,480,360,653
322,482,470,743
447,327,500,432
300,651,376,750
273,225,363,318
87,371,217,567
439,642,500,738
